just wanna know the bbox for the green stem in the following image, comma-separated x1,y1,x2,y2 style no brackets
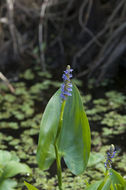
55,101,66,143
54,100,66,190
54,143,63,190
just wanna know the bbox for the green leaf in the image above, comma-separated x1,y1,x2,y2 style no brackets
0,150,31,181
0,179,17,190
110,169,125,189
58,84,91,174
36,89,61,170
84,180,103,190
97,176,109,190
2,161,31,178
0,150,12,165
23,69,35,80
124,182,126,190
101,178,111,190
36,83,91,174
24,181,38,190
114,183,125,190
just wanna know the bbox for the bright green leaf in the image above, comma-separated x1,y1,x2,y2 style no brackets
0,179,17,190
24,181,38,190
84,180,103,190
2,161,31,178
110,169,125,189
0,150,12,165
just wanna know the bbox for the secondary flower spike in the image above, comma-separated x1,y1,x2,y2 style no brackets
104,144,116,173
61,65,73,100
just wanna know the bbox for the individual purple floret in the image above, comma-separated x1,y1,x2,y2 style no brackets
104,144,116,173
61,65,73,100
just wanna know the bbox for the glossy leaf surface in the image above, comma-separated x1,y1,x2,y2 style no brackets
58,84,91,174
36,90,61,170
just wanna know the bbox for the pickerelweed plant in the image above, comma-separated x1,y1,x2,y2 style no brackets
24,65,126,190
36,65,91,190
85,145,126,190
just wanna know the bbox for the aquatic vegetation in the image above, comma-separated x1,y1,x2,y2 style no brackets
0,65,126,189
0,150,31,190
23,66,126,190
36,65,91,189
85,145,126,190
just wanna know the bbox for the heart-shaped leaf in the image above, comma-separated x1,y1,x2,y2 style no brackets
37,83,91,175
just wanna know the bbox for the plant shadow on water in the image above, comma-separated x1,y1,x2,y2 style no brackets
0,65,126,189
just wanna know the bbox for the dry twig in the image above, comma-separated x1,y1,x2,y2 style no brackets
0,72,15,93
39,0,50,71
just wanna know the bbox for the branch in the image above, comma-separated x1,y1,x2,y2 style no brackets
6,0,19,56
0,72,15,93
39,0,49,71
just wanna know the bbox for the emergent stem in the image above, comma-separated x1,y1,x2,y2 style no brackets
54,100,66,190
54,143,62,190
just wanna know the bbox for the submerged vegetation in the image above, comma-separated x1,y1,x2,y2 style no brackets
0,65,126,189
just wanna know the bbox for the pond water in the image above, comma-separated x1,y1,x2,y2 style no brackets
0,65,126,189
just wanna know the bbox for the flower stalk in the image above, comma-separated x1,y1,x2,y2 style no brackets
104,144,116,175
54,65,73,190
54,100,65,190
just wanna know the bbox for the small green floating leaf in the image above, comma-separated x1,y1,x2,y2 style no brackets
23,69,35,80
4,94,16,102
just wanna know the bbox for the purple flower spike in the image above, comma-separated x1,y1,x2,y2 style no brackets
61,65,73,101
104,144,116,175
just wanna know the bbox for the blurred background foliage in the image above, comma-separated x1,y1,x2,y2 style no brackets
0,0,126,189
